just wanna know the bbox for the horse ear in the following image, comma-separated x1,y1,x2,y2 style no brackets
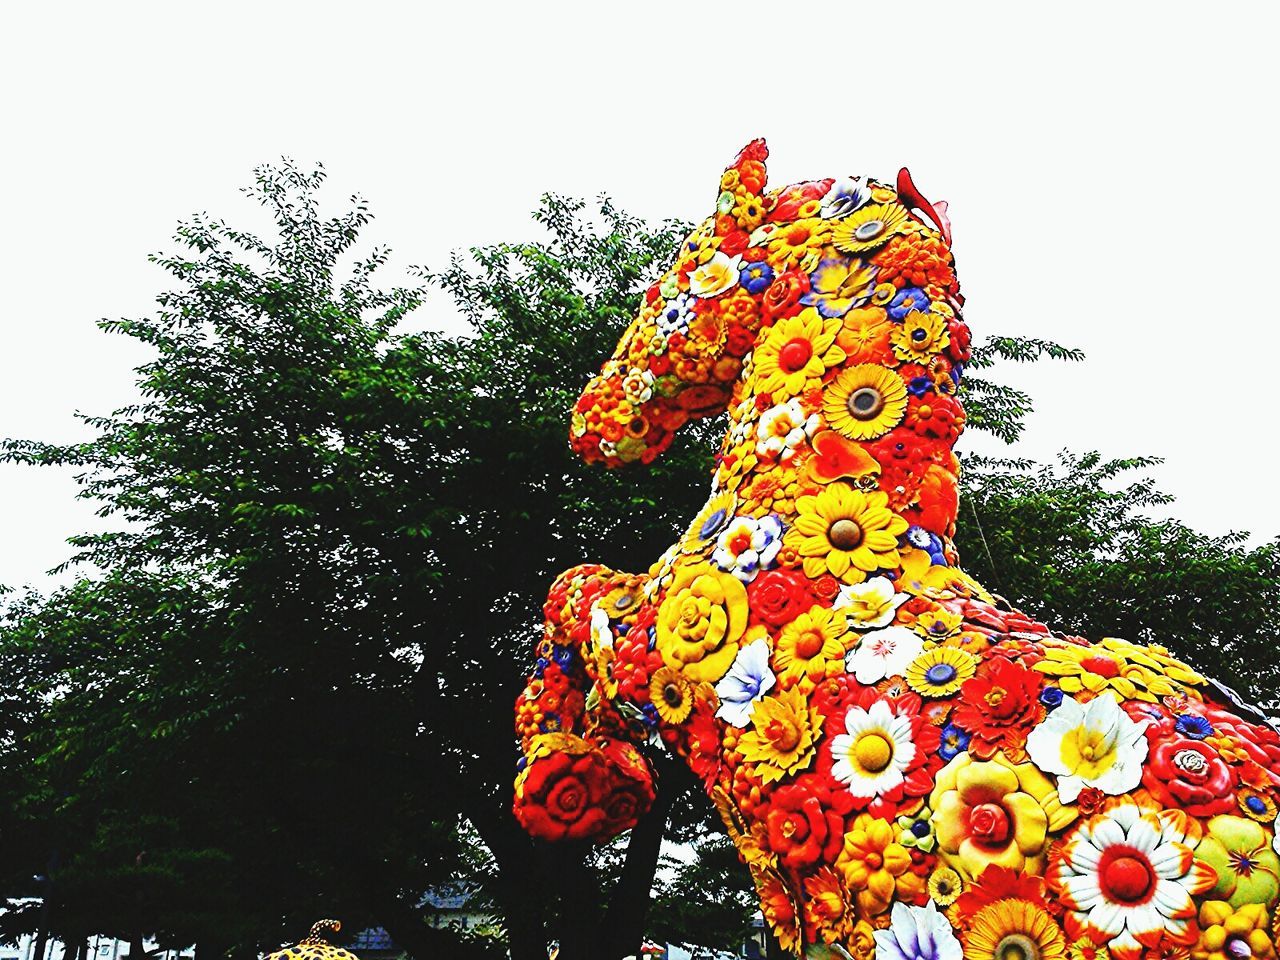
723,138,769,198
896,166,951,245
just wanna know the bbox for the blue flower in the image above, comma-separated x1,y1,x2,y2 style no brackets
551,645,577,672
938,723,970,761
1039,686,1064,710
907,376,933,397
874,902,962,960
739,261,774,295
714,639,777,727
888,287,931,320
1175,714,1214,740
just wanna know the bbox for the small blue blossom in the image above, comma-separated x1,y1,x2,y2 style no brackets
889,287,931,320
1039,686,1064,710
938,723,970,761
739,261,774,295
1175,714,1214,740
907,376,934,397
551,645,577,672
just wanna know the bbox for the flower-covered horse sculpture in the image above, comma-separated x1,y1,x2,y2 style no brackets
513,141,1280,959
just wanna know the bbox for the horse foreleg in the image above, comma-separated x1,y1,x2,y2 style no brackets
513,564,656,842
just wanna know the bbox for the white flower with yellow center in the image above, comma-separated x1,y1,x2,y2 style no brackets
833,576,909,629
620,368,654,405
756,398,819,461
1025,694,1149,803
688,251,742,299
830,701,917,801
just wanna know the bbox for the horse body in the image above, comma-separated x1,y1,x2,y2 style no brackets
513,141,1280,959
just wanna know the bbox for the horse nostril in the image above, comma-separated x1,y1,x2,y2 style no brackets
847,387,885,420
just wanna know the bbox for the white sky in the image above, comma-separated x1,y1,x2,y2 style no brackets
2,2,1277,591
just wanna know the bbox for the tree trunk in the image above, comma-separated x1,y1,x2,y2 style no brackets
554,845,602,960
600,785,674,960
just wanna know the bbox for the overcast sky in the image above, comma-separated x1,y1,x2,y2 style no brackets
2,2,1277,591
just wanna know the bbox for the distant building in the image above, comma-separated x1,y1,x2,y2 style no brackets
420,885,501,938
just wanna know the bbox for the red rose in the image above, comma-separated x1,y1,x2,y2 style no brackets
514,737,655,842
760,270,810,325
948,318,972,362
725,323,757,357
812,575,840,604
1142,737,1235,815
748,568,815,629
764,782,844,869
719,230,750,257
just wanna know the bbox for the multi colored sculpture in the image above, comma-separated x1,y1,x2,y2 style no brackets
513,140,1280,959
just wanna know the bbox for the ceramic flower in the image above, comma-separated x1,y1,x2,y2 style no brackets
820,176,872,219
1025,693,1149,802
712,513,784,582
822,363,910,441
1051,804,1217,960
873,901,963,960
845,625,924,685
714,637,776,727
689,250,743,298
785,483,909,584
837,814,925,916
655,563,749,682
774,604,850,686
737,686,823,784
1196,816,1280,908
752,308,846,397
800,257,878,319
756,397,820,462
930,753,1076,879
833,575,908,629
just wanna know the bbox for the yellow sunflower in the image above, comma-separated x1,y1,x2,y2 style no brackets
773,604,850,687
737,687,822,784
928,865,964,906
822,364,909,441
766,218,831,271
751,308,846,399
963,898,1067,960
784,483,909,584
681,490,738,556
831,202,912,254
648,665,694,725
891,309,952,363
906,647,978,697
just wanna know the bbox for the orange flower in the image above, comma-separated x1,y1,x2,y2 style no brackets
838,306,894,363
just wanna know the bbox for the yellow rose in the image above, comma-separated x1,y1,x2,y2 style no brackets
656,562,748,682
929,752,1076,879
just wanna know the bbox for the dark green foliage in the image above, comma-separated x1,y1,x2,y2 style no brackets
956,451,1280,708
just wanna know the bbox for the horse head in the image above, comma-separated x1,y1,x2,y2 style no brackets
570,139,970,561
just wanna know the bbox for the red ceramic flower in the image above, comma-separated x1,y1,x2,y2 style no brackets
764,781,845,870
514,737,655,842
1141,736,1235,815
748,568,816,629
953,657,1045,761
